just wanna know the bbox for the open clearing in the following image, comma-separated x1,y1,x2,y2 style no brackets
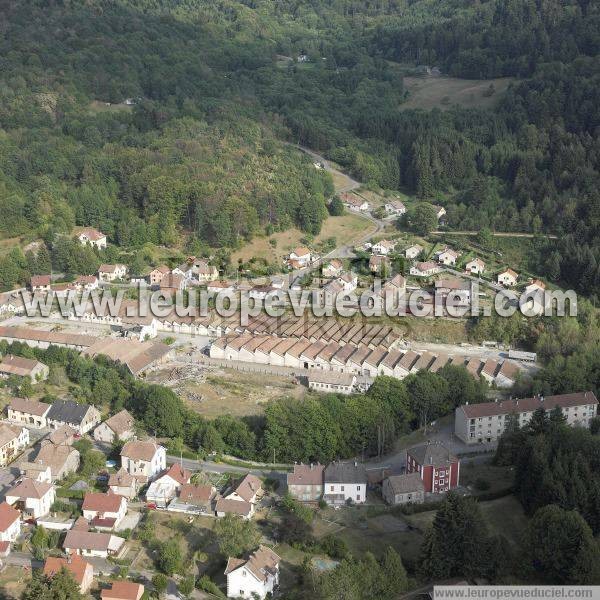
401,76,514,111
231,212,374,264
178,368,304,418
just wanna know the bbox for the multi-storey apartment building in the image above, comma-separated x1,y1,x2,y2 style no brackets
455,391,598,444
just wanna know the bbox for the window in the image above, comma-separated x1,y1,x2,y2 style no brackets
330,486,334,492
340,485,345,492
357,486,361,491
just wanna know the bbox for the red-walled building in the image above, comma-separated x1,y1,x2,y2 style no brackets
406,442,460,494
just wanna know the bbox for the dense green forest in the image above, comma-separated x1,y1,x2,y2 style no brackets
0,0,599,297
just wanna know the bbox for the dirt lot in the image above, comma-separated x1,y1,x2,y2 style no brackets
231,213,373,265
0,566,31,599
401,76,514,111
173,368,304,418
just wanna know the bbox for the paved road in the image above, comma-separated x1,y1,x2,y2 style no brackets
432,230,558,239
166,455,287,482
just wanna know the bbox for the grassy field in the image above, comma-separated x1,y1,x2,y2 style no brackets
178,368,304,418
0,566,30,599
401,76,514,111
459,461,515,495
231,212,374,264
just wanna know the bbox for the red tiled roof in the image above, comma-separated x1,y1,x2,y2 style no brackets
101,581,145,600
44,554,91,585
82,491,124,513
0,502,19,533
287,464,324,486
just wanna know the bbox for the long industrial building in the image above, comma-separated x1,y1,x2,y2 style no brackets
209,335,523,386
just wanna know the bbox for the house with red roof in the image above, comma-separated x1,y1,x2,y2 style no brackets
44,554,94,593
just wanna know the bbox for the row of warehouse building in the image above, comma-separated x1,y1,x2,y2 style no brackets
209,335,523,388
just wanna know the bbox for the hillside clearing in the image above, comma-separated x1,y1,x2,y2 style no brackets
401,76,514,111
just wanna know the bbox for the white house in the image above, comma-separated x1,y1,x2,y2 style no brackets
6,398,51,428
410,261,441,277
372,240,396,256
145,463,191,508
336,271,358,292
73,275,99,291
0,424,29,467
0,502,21,542
436,248,459,266
323,461,367,505
405,244,423,260
432,205,447,220
77,228,107,249
63,529,125,558
465,258,485,275
5,478,55,519
341,193,369,212
498,268,518,287
108,469,139,500
225,474,262,507
98,264,128,282
384,200,406,216
288,247,312,268
46,401,101,435
30,275,52,293
225,545,281,600
82,492,128,529
0,356,49,383
120,441,166,483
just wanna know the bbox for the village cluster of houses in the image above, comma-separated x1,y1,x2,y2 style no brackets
287,441,460,508
0,397,285,599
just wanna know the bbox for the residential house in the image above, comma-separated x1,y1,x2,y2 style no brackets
207,280,235,294
405,244,423,260
455,391,599,445
215,497,253,519
46,400,101,435
160,273,185,294
63,529,125,558
0,356,49,382
20,462,52,483
82,491,128,530
287,464,324,502
108,469,139,500
47,424,77,446
341,192,369,212
225,545,280,600
5,478,56,519
0,502,21,543
384,200,406,216
0,424,28,467
480,359,499,384
226,474,262,508
6,398,51,428
372,239,396,256
148,266,170,286
436,248,459,266
146,463,191,508
192,259,219,283
432,205,446,220
101,581,145,600
323,461,367,505
73,275,99,291
394,350,418,378
525,279,546,294
322,259,343,278
44,555,94,594
409,261,441,277
497,268,518,287
120,441,166,483
382,473,425,505
98,264,128,282
465,258,485,275
34,441,80,482
172,484,216,514
369,255,390,274
30,275,52,293
287,247,312,268
307,370,356,395
77,228,107,249
434,279,471,305
406,442,460,494
336,271,358,292
93,409,135,444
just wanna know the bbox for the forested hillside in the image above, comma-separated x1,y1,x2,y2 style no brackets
0,0,599,296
